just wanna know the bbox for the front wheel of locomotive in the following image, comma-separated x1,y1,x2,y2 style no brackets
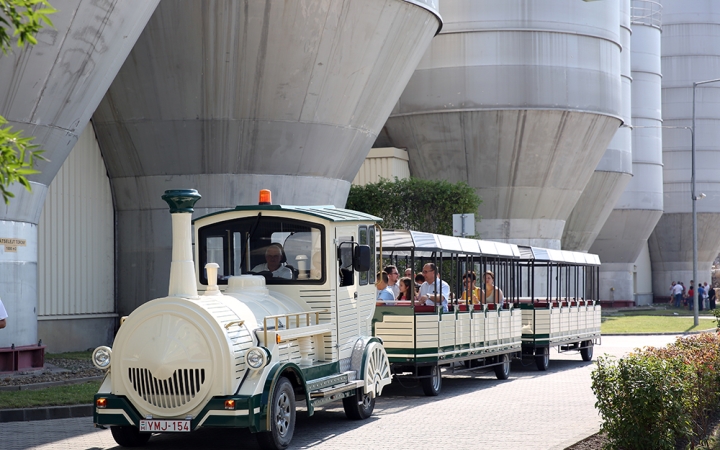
256,377,296,450
110,425,151,447
419,365,442,396
343,388,376,420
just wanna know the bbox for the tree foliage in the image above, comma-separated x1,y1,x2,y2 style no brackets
346,177,482,235
0,0,54,204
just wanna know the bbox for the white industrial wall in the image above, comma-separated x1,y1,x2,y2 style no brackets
37,123,116,351
352,147,410,186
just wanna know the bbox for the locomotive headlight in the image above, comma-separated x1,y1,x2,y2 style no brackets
245,347,270,370
92,346,112,370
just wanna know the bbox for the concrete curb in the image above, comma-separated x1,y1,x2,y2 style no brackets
0,404,92,423
603,329,716,336
0,376,103,392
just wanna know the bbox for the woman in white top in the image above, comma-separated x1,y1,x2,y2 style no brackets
0,297,7,329
484,270,504,307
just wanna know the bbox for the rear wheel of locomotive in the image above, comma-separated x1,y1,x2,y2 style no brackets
419,365,442,396
494,354,511,380
343,388,375,420
535,347,549,371
110,426,151,447
256,377,296,450
580,340,594,362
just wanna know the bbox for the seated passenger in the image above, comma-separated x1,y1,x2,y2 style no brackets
414,273,425,299
418,263,450,312
376,271,395,305
484,270,505,306
251,243,293,279
396,277,413,301
461,271,484,305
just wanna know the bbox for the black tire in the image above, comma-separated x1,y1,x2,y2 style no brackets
419,365,442,396
580,341,594,362
110,426,151,447
342,388,375,420
256,377,296,450
494,354,511,380
535,348,549,371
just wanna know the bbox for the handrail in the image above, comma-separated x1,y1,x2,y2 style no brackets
631,0,662,29
263,309,328,345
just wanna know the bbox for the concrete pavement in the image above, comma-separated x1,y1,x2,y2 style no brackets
1,335,679,450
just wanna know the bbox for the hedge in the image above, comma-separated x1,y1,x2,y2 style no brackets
592,333,720,449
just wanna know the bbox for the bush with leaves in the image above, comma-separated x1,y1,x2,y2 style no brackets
0,0,55,203
592,333,720,449
346,177,482,236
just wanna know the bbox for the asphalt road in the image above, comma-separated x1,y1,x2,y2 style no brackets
3,335,678,450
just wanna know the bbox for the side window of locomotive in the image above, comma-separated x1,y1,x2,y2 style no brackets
338,236,354,287
369,225,376,283
359,226,368,286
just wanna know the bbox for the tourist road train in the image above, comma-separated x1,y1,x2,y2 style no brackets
91,189,601,449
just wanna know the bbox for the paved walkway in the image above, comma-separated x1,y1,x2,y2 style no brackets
2,335,678,450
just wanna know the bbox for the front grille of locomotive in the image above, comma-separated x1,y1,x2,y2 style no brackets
127,367,206,409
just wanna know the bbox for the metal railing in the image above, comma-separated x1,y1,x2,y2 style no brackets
263,310,328,345
631,0,662,29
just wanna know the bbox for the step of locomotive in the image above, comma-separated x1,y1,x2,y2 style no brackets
305,371,357,393
309,380,363,398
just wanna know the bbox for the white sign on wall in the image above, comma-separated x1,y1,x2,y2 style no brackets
452,214,475,237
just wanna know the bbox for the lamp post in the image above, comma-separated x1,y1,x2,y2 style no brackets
691,78,720,326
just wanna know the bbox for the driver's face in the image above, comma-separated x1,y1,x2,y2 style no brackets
266,250,282,269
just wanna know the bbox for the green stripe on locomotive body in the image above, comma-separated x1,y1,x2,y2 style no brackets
93,393,265,432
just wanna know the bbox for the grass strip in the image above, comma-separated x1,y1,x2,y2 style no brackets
601,315,715,334
0,381,100,409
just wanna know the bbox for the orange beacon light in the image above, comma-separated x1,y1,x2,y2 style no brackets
258,189,272,205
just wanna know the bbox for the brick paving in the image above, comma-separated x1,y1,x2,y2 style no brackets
1,335,678,450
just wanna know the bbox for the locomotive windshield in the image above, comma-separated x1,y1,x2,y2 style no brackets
198,215,325,285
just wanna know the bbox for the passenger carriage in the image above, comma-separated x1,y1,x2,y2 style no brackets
92,190,391,450
373,230,524,396
517,246,602,370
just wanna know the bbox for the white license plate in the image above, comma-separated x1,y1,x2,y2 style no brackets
139,420,191,433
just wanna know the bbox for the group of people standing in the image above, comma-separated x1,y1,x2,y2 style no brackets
669,280,717,311
376,264,504,313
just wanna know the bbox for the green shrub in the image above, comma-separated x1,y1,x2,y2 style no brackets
592,333,720,449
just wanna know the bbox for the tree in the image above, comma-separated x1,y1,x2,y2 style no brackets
0,0,55,204
346,177,482,236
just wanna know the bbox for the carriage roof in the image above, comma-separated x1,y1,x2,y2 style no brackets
518,245,601,266
381,229,521,259
194,204,383,224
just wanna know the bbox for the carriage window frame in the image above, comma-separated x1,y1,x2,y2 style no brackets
197,216,326,286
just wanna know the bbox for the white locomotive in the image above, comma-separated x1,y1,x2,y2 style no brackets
93,189,391,449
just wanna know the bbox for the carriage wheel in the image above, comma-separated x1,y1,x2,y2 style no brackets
580,341,594,362
535,348,549,371
420,365,442,396
494,354,511,380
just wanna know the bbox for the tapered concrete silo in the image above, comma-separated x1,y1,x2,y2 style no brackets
649,0,720,295
378,0,623,250
0,0,159,348
590,0,663,306
562,0,633,252
92,0,442,313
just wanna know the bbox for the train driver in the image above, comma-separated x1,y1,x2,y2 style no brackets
252,243,293,279
418,263,450,312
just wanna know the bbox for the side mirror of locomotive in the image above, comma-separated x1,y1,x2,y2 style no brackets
353,245,371,272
